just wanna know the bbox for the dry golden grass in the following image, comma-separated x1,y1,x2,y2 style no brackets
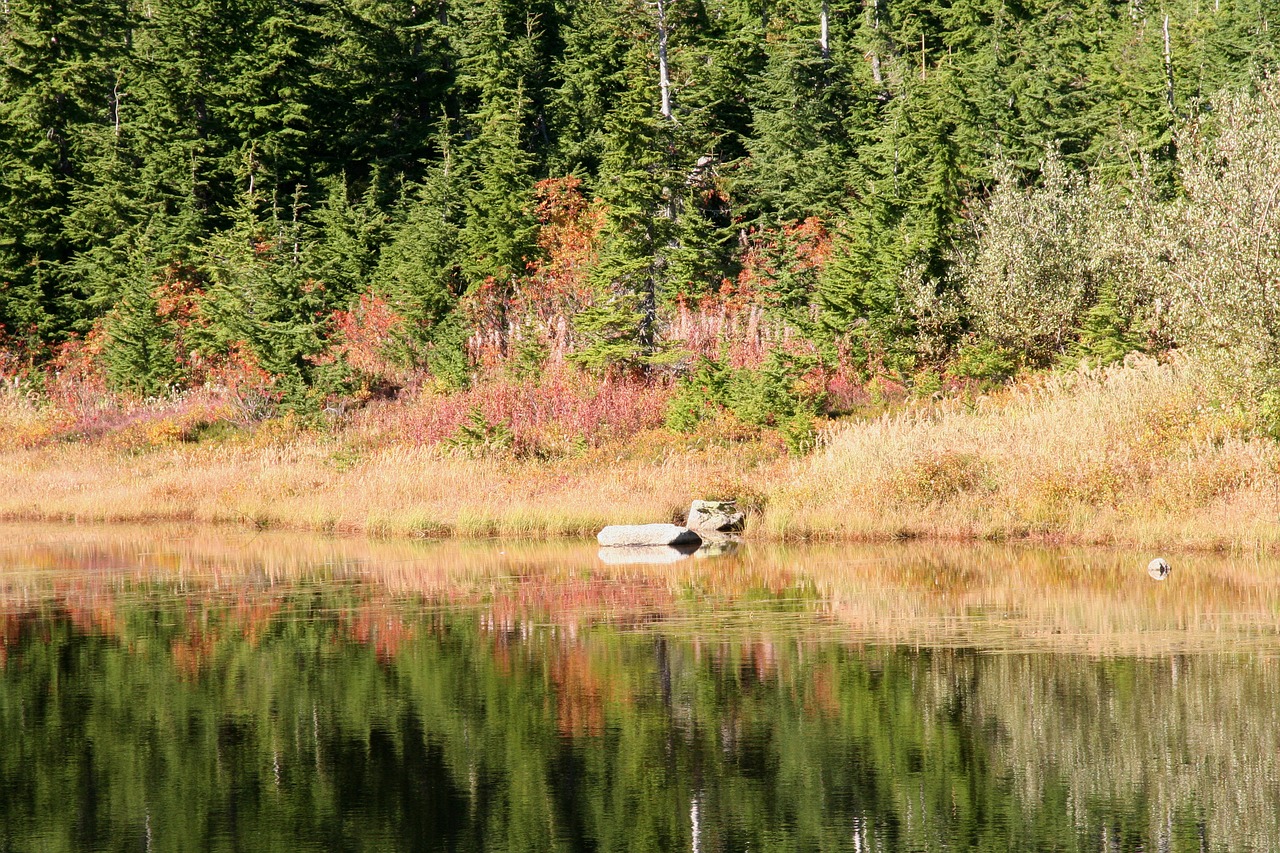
769,354,1280,549
0,430,779,538
4,354,1280,550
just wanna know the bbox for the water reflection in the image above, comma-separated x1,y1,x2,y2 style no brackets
0,524,1277,851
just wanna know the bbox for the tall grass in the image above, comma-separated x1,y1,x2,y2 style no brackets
0,434,775,538
5,353,1280,550
769,353,1280,548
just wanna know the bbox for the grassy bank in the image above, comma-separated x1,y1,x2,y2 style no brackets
3,354,1280,551
0,437,776,538
767,355,1280,550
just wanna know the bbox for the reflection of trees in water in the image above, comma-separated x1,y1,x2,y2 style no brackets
0,593,1275,852
953,653,1280,852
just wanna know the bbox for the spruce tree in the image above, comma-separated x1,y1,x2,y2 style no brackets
102,237,181,397
304,174,391,308
744,0,854,223
578,15,678,370
199,174,326,402
0,0,132,341
373,147,469,385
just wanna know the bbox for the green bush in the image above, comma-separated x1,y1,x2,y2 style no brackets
667,351,824,451
1065,288,1145,367
445,407,514,454
951,340,1017,382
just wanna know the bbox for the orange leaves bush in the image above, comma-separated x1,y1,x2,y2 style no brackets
323,292,405,388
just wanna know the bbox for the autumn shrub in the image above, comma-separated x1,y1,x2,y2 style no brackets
889,450,988,505
43,329,127,440
663,219,833,371
509,177,604,360
0,380,59,449
353,365,668,458
320,292,407,395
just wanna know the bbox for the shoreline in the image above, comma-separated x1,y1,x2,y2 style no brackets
4,358,1280,555
2,442,1278,556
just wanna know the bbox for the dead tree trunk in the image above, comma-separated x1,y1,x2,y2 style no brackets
820,1,830,60
867,0,884,85
656,0,672,121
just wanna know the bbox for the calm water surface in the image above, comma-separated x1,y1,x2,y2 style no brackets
0,524,1278,852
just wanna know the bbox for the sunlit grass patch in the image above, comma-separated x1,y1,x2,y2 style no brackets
769,354,1280,548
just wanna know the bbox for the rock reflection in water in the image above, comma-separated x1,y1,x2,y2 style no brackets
596,544,699,565
0,524,1276,852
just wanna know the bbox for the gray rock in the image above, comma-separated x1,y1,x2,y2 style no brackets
597,546,695,566
686,500,746,534
597,524,702,548
1147,557,1171,580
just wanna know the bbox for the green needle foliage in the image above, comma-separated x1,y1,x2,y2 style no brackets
0,0,1279,410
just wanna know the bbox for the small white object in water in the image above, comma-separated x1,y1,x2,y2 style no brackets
1147,557,1171,580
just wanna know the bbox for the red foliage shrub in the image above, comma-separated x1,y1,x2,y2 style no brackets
355,364,668,456
323,292,405,386
0,325,37,381
515,177,604,355
466,177,606,367
734,216,832,306
43,326,119,437
666,217,834,369
201,344,280,424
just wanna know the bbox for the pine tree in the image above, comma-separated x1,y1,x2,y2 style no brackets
548,0,639,176
199,172,326,402
818,69,963,360
744,0,854,223
448,0,541,298
307,0,450,179
304,174,391,308
665,185,736,301
102,238,182,397
372,143,470,385
579,15,678,369
0,0,132,341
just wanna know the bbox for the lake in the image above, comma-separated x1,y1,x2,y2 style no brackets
0,523,1277,852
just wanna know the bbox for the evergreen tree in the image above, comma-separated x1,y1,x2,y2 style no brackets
199,176,326,402
665,185,737,301
304,174,391,308
373,148,469,384
102,238,182,397
0,0,132,340
744,0,854,222
579,12,679,369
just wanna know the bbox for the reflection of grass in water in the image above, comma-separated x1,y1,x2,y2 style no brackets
2,522,1280,655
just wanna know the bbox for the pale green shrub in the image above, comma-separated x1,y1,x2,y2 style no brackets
957,152,1097,362
1164,76,1280,373
957,151,1159,365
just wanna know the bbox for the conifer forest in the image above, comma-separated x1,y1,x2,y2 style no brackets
6,0,1280,539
